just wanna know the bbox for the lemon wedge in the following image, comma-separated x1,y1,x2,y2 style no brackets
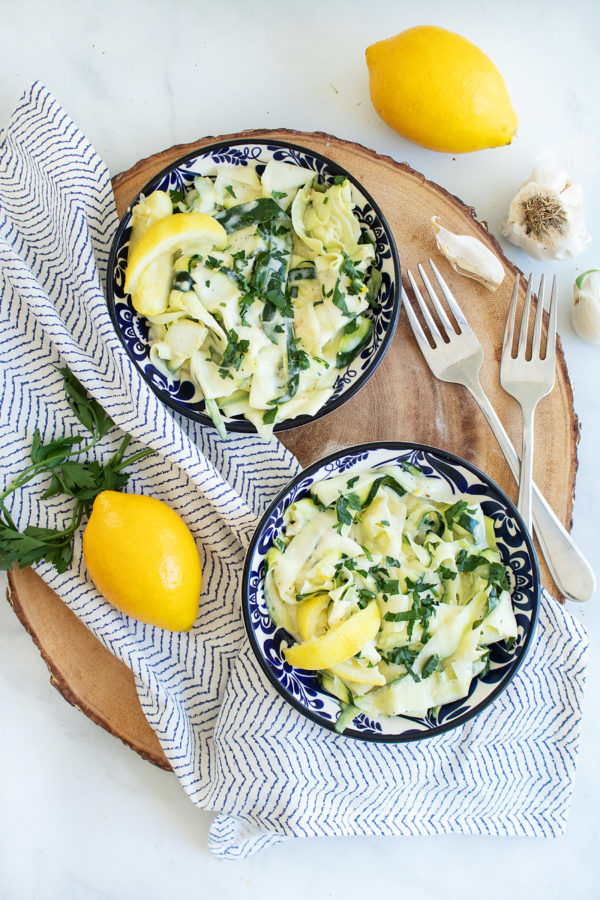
284,602,381,670
297,592,330,641
331,658,386,687
124,213,227,296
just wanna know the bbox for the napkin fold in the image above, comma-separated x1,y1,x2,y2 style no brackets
0,83,589,859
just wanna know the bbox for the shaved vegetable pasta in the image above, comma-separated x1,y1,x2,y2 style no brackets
264,462,517,729
126,160,382,439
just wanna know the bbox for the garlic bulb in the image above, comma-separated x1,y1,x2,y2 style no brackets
501,164,591,260
431,217,504,292
572,270,600,345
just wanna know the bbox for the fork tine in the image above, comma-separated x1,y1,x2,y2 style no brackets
406,269,444,344
427,259,469,330
502,274,520,359
417,263,456,335
401,287,436,355
531,274,545,358
517,275,534,357
546,275,558,363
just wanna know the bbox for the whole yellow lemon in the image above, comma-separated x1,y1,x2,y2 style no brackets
366,26,518,153
83,491,202,631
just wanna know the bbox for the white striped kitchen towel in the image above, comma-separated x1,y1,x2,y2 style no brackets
0,84,589,859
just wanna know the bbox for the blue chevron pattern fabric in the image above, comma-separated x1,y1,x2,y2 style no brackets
0,84,589,859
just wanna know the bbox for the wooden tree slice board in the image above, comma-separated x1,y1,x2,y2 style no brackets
6,129,579,773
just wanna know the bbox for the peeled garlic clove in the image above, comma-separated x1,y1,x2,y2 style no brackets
501,164,591,261
431,217,505,292
572,269,600,345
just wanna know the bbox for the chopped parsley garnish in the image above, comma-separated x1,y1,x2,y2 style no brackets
334,492,362,532
436,564,457,581
456,550,509,592
339,252,366,297
362,474,407,509
381,647,420,682
384,610,416,622
218,330,250,378
365,268,382,308
239,293,255,326
404,575,439,639
380,578,400,594
421,655,440,679
473,586,502,629
332,277,351,316
262,406,278,425
444,500,478,535
172,271,194,292
187,253,203,272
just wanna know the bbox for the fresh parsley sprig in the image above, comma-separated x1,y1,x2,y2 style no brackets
0,368,154,574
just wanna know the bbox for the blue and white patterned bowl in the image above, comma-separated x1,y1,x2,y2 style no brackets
106,139,401,434
242,442,540,742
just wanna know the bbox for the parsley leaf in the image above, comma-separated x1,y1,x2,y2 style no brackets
456,550,509,591
218,329,250,378
473,585,502,629
332,277,351,316
444,500,478,535
362,474,406,509
263,406,278,425
61,367,114,439
444,500,469,528
383,610,416,622
335,494,355,531
421,655,440,679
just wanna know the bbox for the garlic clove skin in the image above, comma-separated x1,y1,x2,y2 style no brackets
431,217,505,292
572,269,600,345
501,164,591,261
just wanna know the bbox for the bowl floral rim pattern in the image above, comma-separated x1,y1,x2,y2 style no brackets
106,138,401,435
242,441,541,742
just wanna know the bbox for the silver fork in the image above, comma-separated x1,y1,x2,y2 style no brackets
403,260,595,603
500,275,557,533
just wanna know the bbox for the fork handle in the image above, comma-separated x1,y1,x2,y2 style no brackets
466,381,596,603
518,409,534,534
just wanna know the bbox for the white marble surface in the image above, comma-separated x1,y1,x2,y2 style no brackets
1,1,599,896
